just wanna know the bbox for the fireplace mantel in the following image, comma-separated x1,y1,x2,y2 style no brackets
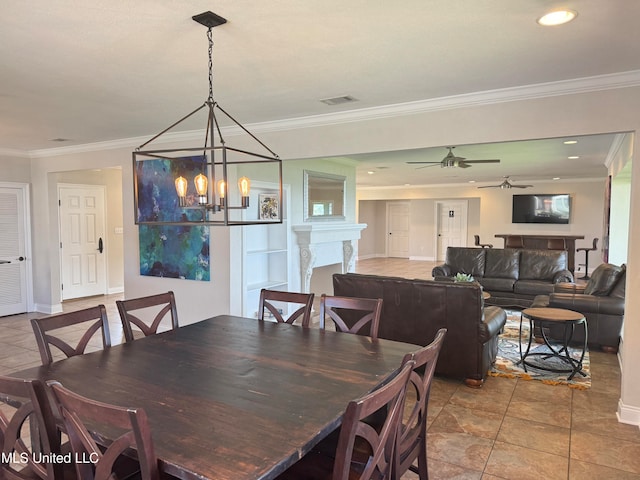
292,223,367,293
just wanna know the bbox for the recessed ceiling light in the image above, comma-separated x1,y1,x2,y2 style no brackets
367,171,375,175
320,95,358,106
468,180,476,183
568,156,580,159
50,138,71,142
563,140,578,144
537,10,577,26
553,177,561,180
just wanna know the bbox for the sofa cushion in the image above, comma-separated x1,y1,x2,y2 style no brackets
445,247,486,277
514,279,556,296
519,250,567,281
610,265,626,299
584,263,624,296
479,277,516,293
484,248,520,279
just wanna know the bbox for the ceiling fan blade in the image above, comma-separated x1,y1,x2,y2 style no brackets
511,184,534,188
414,164,440,169
463,159,501,164
406,161,441,164
477,185,500,189
456,161,472,168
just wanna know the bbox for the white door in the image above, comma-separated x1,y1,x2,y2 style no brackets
0,185,31,316
59,185,107,300
435,200,468,261
387,202,410,258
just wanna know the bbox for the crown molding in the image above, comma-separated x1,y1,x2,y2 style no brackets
0,148,30,158
27,70,640,159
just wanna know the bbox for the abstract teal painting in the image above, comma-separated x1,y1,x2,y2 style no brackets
136,155,210,281
139,225,210,281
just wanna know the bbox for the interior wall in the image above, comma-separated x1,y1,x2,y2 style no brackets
359,180,604,271
23,83,640,423
0,154,31,183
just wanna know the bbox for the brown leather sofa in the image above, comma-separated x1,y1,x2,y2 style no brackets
531,263,626,352
332,273,507,387
432,247,574,308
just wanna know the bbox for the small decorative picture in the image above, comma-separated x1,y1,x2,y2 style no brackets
259,193,280,220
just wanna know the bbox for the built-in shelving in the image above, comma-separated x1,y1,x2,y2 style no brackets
241,183,290,318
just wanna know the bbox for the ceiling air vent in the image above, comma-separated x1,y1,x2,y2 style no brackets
320,95,358,106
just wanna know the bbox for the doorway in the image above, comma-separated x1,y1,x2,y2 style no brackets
386,202,410,258
435,200,468,261
58,184,108,300
0,183,33,316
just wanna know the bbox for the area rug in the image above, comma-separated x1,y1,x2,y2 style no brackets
489,312,591,389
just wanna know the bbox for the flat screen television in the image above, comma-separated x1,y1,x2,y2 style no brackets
512,194,571,224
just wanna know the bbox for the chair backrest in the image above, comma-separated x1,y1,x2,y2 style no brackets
474,235,480,246
31,305,111,365
546,238,566,250
48,381,160,480
504,235,524,248
319,294,383,340
332,361,414,480
578,237,599,251
394,328,447,480
0,376,61,480
258,289,314,327
116,291,179,342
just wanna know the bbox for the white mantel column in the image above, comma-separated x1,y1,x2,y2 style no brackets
293,223,367,293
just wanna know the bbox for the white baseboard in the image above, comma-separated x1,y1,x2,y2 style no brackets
357,253,386,260
409,256,435,261
108,286,125,295
34,303,63,315
618,399,640,427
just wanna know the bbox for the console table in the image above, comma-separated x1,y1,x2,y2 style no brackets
494,234,584,273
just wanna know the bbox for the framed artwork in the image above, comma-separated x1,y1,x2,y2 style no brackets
259,193,280,220
135,155,207,223
139,225,210,281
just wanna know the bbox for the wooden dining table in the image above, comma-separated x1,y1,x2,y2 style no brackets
11,315,419,480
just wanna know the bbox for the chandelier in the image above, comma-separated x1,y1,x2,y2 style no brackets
133,11,283,226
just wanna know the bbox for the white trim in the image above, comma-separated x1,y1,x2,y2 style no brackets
34,303,63,315
409,256,434,261
25,70,640,159
0,148,30,157
604,133,628,169
357,253,386,261
108,286,124,295
618,399,640,428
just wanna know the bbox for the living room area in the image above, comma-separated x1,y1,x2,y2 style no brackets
2,3,640,479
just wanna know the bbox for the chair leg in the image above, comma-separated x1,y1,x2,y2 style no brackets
580,251,591,280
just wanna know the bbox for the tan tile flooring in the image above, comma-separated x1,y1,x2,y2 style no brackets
1,257,639,479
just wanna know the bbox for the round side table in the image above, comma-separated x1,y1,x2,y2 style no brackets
519,307,588,381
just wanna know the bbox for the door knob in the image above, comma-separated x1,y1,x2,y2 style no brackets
98,238,104,253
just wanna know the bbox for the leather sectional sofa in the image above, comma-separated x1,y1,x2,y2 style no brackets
332,272,507,387
531,263,626,352
432,247,574,308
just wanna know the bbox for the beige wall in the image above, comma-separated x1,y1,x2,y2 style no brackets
359,180,606,272
0,155,31,183
17,82,640,424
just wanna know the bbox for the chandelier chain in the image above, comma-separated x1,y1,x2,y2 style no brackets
207,27,214,102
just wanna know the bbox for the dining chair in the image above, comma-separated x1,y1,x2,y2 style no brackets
117,291,179,342
47,381,163,480
31,305,111,365
0,376,62,480
546,238,566,250
319,294,383,340
474,234,493,249
504,235,524,248
276,360,414,480
258,289,315,327
394,328,447,480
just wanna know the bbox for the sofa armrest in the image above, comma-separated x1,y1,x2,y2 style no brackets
432,264,452,277
548,293,625,316
479,306,507,343
552,270,574,284
554,283,586,294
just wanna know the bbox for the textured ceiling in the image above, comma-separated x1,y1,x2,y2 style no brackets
1,1,637,186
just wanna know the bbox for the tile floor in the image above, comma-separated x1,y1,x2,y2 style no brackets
1,257,639,479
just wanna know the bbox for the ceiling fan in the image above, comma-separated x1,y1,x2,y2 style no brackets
407,146,500,169
477,176,533,189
